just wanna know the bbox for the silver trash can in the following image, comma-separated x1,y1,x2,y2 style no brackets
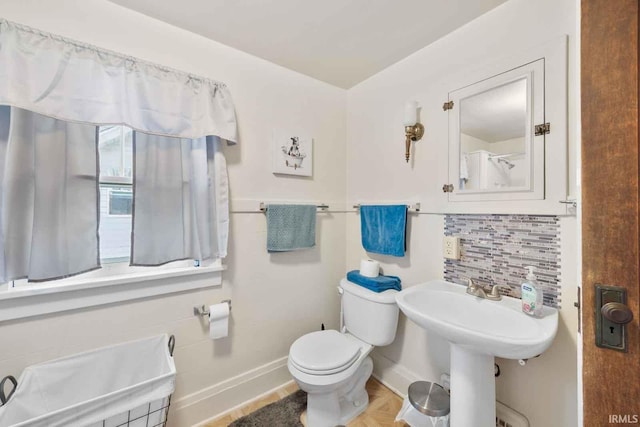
395,381,450,427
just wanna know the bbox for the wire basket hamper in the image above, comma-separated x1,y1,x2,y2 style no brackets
0,335,176,427
86,395,172,427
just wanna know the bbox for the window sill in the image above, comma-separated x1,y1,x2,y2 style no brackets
0,265,224,322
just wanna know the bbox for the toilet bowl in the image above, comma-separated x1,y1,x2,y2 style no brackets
288,278,399,427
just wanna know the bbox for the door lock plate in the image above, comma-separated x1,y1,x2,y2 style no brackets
595,284,629,352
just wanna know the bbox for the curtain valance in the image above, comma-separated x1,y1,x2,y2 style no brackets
0,19,237,142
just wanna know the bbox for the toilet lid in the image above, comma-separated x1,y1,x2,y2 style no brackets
289,330,362,375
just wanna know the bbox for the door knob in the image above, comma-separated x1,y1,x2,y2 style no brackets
601,302,634,325
596,285,632,351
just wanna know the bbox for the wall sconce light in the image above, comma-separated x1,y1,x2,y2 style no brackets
403,101,424,162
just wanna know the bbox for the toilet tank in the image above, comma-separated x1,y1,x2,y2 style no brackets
340,278,399,346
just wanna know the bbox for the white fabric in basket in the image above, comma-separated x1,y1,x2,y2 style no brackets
0,334,175,427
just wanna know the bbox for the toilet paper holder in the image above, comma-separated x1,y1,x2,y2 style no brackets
193,300,232,317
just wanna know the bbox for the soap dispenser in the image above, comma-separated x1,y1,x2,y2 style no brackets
521,266,543,317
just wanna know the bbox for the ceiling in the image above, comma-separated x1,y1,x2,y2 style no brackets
108,0,508,88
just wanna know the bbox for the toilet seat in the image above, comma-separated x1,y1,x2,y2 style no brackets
289,330,361,375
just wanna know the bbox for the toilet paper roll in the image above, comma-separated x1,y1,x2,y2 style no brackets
360,259,380,278
208,302,230,339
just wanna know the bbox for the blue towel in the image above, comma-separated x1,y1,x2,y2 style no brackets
346,270,402,293
266,204,316,252
360,205,407,257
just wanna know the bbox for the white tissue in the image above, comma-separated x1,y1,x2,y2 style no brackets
360,259,380,278
208,302,230,339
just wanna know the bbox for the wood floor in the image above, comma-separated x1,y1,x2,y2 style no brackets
204,378,409,427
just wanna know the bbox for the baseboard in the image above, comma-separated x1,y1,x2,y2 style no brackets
168,356,291,427
370,352,422,398
168,352,421,426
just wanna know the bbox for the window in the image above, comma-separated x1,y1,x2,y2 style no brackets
98,126,133,262
0,20,232,321
1,123,222,319
108,189,133,216
6,124,220,289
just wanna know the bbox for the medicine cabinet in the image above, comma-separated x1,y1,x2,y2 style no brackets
442,37,568,212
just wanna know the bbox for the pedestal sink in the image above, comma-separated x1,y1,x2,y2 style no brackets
395,280,558,427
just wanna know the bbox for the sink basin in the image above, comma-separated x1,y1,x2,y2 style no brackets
395,280,558,359
396,280,558,426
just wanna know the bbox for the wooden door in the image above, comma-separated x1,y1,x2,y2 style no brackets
582,0,640,425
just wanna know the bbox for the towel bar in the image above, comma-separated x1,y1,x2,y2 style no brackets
353,203,421,213
259,202,329,212
559,199,577,208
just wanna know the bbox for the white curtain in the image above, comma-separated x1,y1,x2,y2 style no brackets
0,19,236,281
0,19,237,142
131,133,229,266
0,107,8,281
0,107,100,282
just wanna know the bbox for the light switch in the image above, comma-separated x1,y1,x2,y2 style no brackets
443,236,461,260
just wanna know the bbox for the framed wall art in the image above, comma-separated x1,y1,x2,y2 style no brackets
271,131,313,177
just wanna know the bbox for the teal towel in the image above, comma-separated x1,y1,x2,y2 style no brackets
346,270,402,293
267,204,316,252
360,205,407,257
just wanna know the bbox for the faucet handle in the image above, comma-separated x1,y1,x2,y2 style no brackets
487,284,511,301
466,278,487,298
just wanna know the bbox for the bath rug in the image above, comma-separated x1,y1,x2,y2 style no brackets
229,390,307,427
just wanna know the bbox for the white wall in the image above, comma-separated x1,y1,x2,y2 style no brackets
345,0,578,426
0,1,347,425
461,133,491,152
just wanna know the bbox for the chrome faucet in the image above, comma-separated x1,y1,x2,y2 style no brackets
466,278,487,298
466,279,510,301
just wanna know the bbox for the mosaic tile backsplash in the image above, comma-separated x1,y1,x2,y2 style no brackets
444,214,561,308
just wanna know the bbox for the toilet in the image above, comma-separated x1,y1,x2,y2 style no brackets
288,278,399,427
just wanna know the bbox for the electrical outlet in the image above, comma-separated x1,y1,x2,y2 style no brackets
443,236,461,260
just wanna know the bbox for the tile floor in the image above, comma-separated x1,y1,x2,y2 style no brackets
204,378,409,427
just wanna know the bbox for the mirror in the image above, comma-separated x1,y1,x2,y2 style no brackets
447,59,544,201
459,78,527,191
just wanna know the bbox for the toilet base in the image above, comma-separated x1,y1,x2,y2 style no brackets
302,357,374,427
